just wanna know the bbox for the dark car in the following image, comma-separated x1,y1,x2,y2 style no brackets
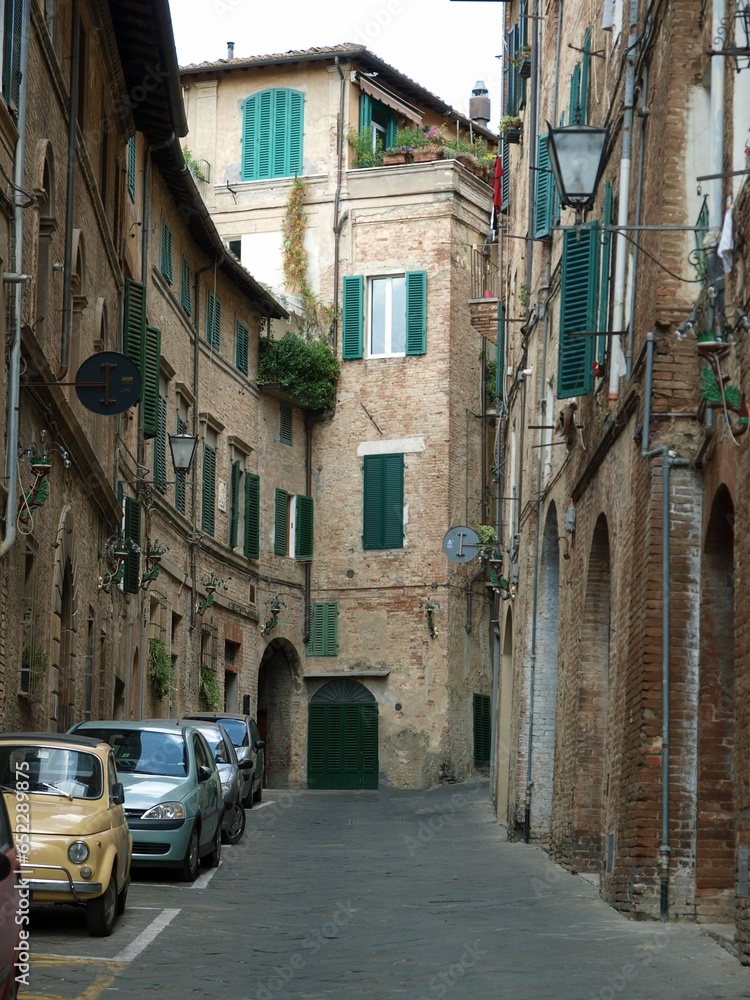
0,790,20,1000
182,713,264,807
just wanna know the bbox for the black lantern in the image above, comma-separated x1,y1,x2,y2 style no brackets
168,432,198,474
546,121,609,213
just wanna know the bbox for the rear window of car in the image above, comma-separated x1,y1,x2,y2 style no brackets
215,719,248,747
0,745,103,799
80,729,187,778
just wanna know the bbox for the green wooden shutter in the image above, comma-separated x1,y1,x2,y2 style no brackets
244,473,260,559
569,63,582,123
3,0,23,110
206,292,221,349
598,182,613,364
558,224,598,398
363,454,384,549
229,460,241,549
533,135,552,240
288,90,304,176
405,271,427,356
161,222,173,284
202,444,216,535
473,693,491,765
175,415,187,515
154,393,167,492
123,278,146,393
580,29,592,124
296,494,314,561
359,93,372,131
257,89,273,178
181,257,192,315
501,140,510,214
241,94,257,181
279,404,293,445
342,275,364,360
142,326,161,440
307,602,337,655
363,454,404,550
518,3,528,109
505,26,517,117
127,135,136,200
273,87,289,177
235,320,249,374
385,113,397,150
383,453,404,548
274,488,288,555
123,497,141,594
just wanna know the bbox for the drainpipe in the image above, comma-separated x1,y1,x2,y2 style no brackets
0,0,31,559
303,417,313,645
58,0,80,379
608,0,640,403
332,57,347,356
524,0,541,302
709,0,725,229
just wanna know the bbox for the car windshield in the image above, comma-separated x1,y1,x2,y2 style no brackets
0,745,103,799
81,729,187,778
215,719,248,747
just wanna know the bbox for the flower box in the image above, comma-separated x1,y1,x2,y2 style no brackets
382,152,409,165
519,56,532,78
412,147,443,163
504,128,522,145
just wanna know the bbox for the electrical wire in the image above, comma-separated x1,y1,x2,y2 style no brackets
615,228,705,283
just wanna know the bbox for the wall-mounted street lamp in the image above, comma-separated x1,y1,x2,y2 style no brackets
196,573,227,616
546,121,609,223
140,539,170,591
98,535,134,591
418,600,441,639
168,432,199,475
260,596,287,636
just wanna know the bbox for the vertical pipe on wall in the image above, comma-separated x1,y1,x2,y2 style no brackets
59,0,80,378
709,0,725,229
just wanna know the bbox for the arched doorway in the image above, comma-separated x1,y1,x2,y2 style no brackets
697,485,735,921
308,679,378,790
257,638,301,788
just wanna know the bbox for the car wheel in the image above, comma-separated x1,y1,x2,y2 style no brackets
253,781,263,804
116,875,130,916
202,818,222,868
179,825,201,882
222,803,246,845
86,874,118,937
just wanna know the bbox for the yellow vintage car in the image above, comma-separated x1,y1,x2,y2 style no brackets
0,733,132,937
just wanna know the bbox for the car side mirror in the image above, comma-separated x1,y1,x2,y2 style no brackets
198,765,212,782
238,759,254,771
0,852,11,881
254,740,266,751
111,782,125,806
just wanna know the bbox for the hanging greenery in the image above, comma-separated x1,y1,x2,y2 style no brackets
257,333,339,411
148,638,172,701
200,666,221,711
281,177,335,339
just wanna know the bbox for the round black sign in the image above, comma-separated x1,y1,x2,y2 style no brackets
75,352,142,415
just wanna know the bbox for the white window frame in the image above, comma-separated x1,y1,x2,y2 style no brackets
367,274,406,359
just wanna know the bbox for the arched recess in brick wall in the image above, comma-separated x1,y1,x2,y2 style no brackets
571,513,611,873
530,503,561,842
496,607,514,824
32,139,55,348
49,506,78,732
697,484,735,922
257,637,302,787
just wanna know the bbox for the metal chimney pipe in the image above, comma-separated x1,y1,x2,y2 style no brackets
227,41,235,60
469,80,490,127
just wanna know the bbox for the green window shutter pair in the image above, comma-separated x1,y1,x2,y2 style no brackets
501,140,510,214
181,258,192,315
274,488,288,555
229,460,242,549
363,453,404,550
127,135,136,201
244,473,260,559
202,444,216,535
558,224,599,398
123,279,162,434
307,602,338,656
342,272,427,360
175,415,187,515
161,222,173,284
279,404,292,445
533,135,553,240
505,25,517,118
153,394,167,492
206,292,221,349
241,88,304,181
123,497,141,595
296,494,314,562
235,320,249,374
142,326,161,439
597,182,614,364
3,0,23,109
473,693,491,765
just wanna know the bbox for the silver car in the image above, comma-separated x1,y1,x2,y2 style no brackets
182,713,265,808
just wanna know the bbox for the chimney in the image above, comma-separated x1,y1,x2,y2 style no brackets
227,41,235,60
469,80,491,128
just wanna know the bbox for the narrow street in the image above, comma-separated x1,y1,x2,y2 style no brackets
23,782,750,1000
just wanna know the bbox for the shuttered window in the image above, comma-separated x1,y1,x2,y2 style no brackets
558,224,599,398
501,140,510,214
307,602,338,656
533,134,553,240
244,473,260,559
127,135,136,201
274,488,288,555
201,444,216,535
405,271,427,356
153,392,167,493
235,320,249,375
473,693,491,765
359,93,397,153
342,275,364,360
123,278,146,392
3,0,23,111
160,222,173,285
142,326,161,440
598,182,613,365
569,63,582,123
241,88,304,181
206,291,221,349
346,272,427,360
175,415,187,515
123,497,141,595
279,404,292,445
229,460,242,549
363,453,404,550
505,24,518,117
296,494,314,562
181,258,192,315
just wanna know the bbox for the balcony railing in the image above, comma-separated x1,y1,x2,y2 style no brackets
470,247,499,299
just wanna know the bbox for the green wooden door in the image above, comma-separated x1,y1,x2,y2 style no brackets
308,703,379,789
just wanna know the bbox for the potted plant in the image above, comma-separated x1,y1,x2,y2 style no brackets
382,146,413,165
412,125,447,163
148,637,172,701
346,126,384,169
500,115,523,144
515,45,532,78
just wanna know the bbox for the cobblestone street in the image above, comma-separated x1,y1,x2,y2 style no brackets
23,782,750,999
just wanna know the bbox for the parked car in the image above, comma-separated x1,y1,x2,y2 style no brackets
172,720,249,845
0,789,21,1000
182,712,265,807
0,733,131,937
69,721,222,882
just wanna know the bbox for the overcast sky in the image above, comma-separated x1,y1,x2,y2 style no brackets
170,0,504,122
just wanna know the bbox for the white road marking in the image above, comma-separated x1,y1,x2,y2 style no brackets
250,800,275,811
191,862,222,889
113,907,181,962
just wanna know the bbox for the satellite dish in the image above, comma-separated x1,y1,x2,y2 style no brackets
442,526,481,563
75,352,142,415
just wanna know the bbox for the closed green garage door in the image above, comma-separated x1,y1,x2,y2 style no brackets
308,680,378,789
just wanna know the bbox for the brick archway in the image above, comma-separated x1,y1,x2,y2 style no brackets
697,484,735,921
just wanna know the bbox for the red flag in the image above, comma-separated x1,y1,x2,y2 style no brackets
493,154,503,211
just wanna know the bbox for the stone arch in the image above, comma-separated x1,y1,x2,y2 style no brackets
71,228,86,296
697,484,735,921
69,229,88,397
529,502,561,841
496,606,514,824
32,138,56,211
50,506,79,731
572,513,611,872
311,678,375,703
33,140,56,347
257,637,303,787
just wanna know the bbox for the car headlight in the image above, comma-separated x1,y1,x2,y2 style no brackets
141,801,185,820
68,841,89,864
